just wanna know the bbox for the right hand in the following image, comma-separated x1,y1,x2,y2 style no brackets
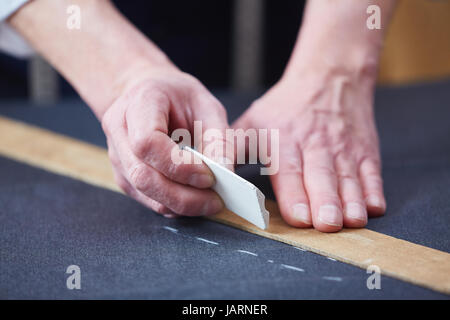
101,69,231,217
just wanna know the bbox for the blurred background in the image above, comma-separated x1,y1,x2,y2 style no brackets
0,0,449,103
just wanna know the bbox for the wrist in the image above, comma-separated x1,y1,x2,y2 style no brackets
281,0,395,91
10,0,178,119
92,58,178,120
282,45,379,93
276,56,377,115
65,2,178,118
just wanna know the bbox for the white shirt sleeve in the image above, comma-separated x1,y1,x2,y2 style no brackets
0,0,34,59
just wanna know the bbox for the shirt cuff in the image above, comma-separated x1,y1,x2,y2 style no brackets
0,0,29,21
0,0,33,58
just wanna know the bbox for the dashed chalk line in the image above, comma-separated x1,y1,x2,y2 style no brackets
281,264,305,272
163,226,346,282
163,226,178,233
195,237,219,245
236,250,258,256
322,276,343,282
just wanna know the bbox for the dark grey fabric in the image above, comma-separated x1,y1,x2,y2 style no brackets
0,157,446,299
0,80,449,299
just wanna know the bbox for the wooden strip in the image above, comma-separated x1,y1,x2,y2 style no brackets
1,116,449,295
378,0,450,84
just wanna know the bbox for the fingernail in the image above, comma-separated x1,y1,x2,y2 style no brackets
318,205,342,227
202,197,224,215
345,202,367,222
163,214,177,219
292,203,312,224
366,195,385,209
189,173,214,188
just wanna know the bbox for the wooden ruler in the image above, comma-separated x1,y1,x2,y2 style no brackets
1,116,449,295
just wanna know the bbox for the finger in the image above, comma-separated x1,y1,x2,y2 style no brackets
359,157,386,216
104,113,224,216
231,107,253,132
194,95,235,171
121,148,224,216
270,147,312,227
335,153,367,227
125,90,215,189
114,168,177,217
108,141,177,216
303,148,343,232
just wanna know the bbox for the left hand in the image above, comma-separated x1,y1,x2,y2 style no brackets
233,69,386,232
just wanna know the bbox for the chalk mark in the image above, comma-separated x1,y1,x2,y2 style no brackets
327,257,337,262
237,250,258,256
163,226,178,233
195,237,219,245
163,226,348,281
281,264,305,272
323,276,342,282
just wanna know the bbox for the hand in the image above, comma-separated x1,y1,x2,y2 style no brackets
233,70,386,232
10,0,233,218
101,68,231,217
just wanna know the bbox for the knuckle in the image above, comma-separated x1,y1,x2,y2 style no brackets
129,164,151,192
360,153,381,166
311,164,335,177
171,195,196,215
163,161,179,180
150,201,170,214
360,155,382,175
107,148,117,164
172,200,188,215
116,177,131,195
130,133,151,160
181,72,201,85
107,149,121,169
136,86,169,109
366,172,383,181
304,132,330,150
337,172,358,183
128,79,158,97
315,192,341,204
101,110,114,137
366,175,384,188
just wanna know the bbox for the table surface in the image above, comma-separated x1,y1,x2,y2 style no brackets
1,80,449,299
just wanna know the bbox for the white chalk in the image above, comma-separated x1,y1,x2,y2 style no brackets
184,146,270,230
